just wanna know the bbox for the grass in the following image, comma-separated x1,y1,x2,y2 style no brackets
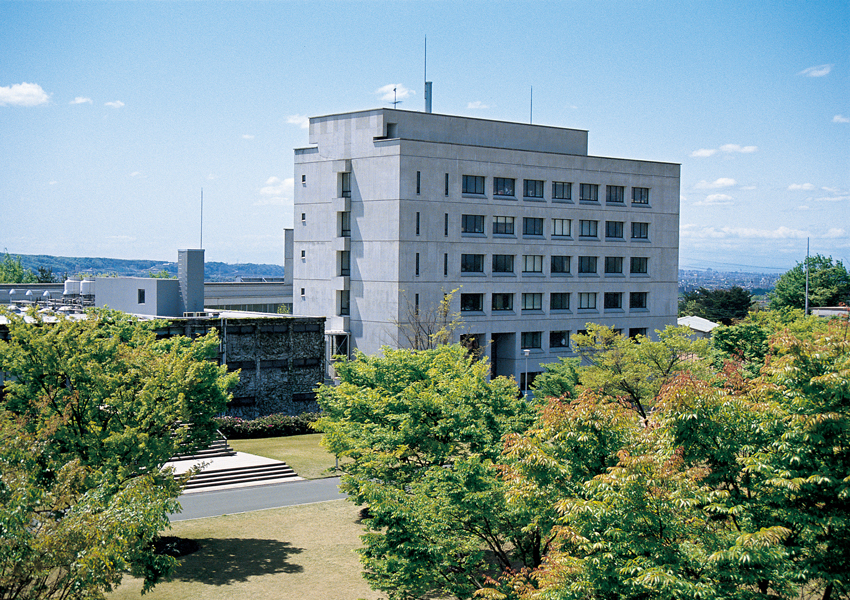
229,433,344,480
108,500,384,600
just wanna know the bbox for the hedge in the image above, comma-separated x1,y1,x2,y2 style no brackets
214,412,322,439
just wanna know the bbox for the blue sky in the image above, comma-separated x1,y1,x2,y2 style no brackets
1,1,847,271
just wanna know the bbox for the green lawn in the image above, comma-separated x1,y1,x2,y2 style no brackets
108,500,384,600
229,433,342,480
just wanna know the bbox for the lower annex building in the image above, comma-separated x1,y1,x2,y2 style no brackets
292,108,679,388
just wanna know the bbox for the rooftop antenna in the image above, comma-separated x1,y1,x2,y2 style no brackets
391,87,402,108
530,86,533,123
424,36,432,113
200,188,203,249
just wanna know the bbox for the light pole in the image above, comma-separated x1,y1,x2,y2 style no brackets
523,348,530,398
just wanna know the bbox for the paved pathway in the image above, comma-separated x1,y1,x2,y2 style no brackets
172,476,346,521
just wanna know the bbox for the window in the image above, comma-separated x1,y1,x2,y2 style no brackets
416,212,420,235
578,292,597,310
462,175,485,195
460,293,484,312
137,289,145,304
522,255,543,273
444,253,448,276
552,218,571,237
605,221,624,239
492,293,514,311
415,294,419,312
604,292,623,310
494,177,515,196
301,250,306,259
339,290,350,316
606,185,625,203
524,179,544,198
550,292,570,310
461,214,485,234
522,293,542,310
550,330,570,348
301,212,306,223
300,288,305,298
632,222,649,239
301,174,306,184
415,252,420,276
579,183,599,202
552,181,572,201
630,256,648,274
551,255,571,274
492,254,515,273
339,211,351,237
605,256,623,274
339,251,351,276
579,219,598,238
461,254,484,273
629,327,648,338
444,213,449,236
523,217,544,236
416,171,421,194
493,216,515,235
633,187,650,205
578,256,598,274
521,331,542,349
630,292,648,309
341,172,351,198
445,173,449,196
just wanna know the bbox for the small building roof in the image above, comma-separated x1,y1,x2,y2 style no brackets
678,315,720,333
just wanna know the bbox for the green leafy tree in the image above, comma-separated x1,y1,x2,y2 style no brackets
679,286,753,325
571,324,712,421
316,344,537,600
530,357,581,402
0,308,238,599
0,252,37,283
148,269,175,279
770,254,850,311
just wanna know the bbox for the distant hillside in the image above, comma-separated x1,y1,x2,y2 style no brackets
16,254,285,282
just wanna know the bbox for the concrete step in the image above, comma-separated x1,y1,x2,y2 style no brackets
171,438,236,461
182,462,299,491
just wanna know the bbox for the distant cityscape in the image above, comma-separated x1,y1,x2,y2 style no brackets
679,269,781,297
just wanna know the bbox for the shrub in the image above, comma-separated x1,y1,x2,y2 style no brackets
214,412,322,439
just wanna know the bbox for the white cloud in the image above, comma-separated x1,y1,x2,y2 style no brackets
129,171,141,177
105,100,124,108
812,194,849,203
681,225,808,240
720,143,758,153
375,83,414,103
798,64,833,77
788,183,816,191
694,178,737,189
70,96,92,105
242,134,255,139
0,82,50,107
694,194,734,206
833,114,850,123
207,173,219,181
467,101,490,109
798,205,810,211
821,186,842,194
689,148,717,158
286,114,309,129
256,176,294,206
48,180,58,186
825,228,846,238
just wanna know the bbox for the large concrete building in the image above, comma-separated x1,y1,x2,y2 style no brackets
293,108,679,388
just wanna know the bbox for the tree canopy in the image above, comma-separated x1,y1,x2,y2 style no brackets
770,254,850,311
0,308,237,599
678,286,753,325
0,252,37,284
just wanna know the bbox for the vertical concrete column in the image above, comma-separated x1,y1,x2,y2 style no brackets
178,249,205,315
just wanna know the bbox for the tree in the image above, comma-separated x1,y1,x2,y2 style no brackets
0,252,36,283
570,324,712,421
316,344,538,600
0,308,237,599
393,288,463,350
770,254,850,311
679,286,753,325
530,357,581,402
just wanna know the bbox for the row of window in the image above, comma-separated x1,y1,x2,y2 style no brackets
461,215,649,240
460,291,648,313
454,176,650,205
460,254,649,275
520,327,649,350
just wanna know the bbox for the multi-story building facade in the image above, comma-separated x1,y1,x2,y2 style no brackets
293,108,679,387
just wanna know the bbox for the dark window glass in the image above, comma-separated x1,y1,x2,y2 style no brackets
630,292,648,309
492,293,514,311
524,179,544,198
550,330,570,348
632,222,649,239
579,183,599,202
460,293,484,312
632,187,650,204
579,220,598,237
461,214,485,234
578,256,597,274
550,292,570,310
492,254,515,273
494,177,515,196
604,292,622,309
605,256,623,274
523,217,544,236
341,172,351,198
551,255,571,274
552,181,572,201
461,254,484,273
522,293,542,310
606,221,624,239
630,257,648,274
606,185,625,203
462,175,485,194
493,216,515,235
